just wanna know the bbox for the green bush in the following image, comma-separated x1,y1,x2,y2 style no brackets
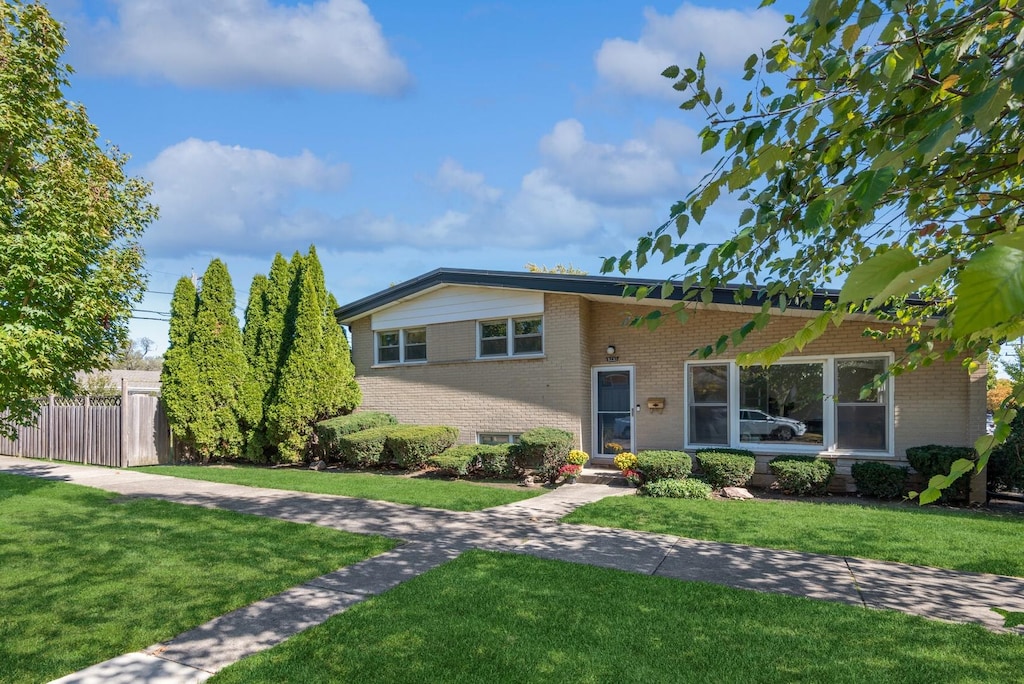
337,426,400,467
905,445,977,503
386,425,459,469
475,444,516,479
768,455,835,496
695,447,756,458
638,478,712,499
696,451,756,489
316,412,397,460
635,450,692,484
851,461,908,499
426,446,477,477
511,428,574,482
988,412,1024,492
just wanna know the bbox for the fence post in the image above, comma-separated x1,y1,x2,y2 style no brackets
120,378,129,468
47,394,54,460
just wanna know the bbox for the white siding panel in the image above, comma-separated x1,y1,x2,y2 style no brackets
372,286,544,330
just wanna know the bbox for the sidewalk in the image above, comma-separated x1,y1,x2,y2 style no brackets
2,456,1021,683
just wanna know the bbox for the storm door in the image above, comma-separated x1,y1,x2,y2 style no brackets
592,366,635,462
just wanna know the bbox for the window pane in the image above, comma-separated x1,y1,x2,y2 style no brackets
836,359,885,403
479,433,511,445
514,319,542,336
597,371,630,412
480,322,507,339
513,335,542,355
405,329,426,345
405,343,426,361
690,365,727,404
739,364,823,445
837,405,887,450
377,332,399,363
689,406,728,445
378,346,400,363
480,338,507,356
378,332,399,347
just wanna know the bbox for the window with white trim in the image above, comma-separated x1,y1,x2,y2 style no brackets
478,316,543,357
684,355,892,454
478,432,520,445
375,328,427,365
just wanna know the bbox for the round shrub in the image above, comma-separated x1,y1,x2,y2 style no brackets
511,427,574,482
768,455,835,496
337,425,401,467
386,425,459,469
426,446,477,477
696,451,756,489
635,450,692,484
316,412,397,461
474,444,516,479
851,461,908,499
639,478,712,499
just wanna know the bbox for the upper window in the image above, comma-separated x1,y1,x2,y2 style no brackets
376,328,426,365
685,355,892,454
478,316,543,358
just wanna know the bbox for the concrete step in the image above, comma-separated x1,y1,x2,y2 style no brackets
578,467,630,487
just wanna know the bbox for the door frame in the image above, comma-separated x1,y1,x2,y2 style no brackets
591,365,635,463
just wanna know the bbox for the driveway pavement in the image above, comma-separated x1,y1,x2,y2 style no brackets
0,456,1020,684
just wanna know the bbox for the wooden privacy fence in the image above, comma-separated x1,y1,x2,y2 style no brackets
0,381,171,467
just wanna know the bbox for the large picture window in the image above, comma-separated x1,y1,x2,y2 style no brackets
375,328,427,365
685,355,892,454
478,316,543,358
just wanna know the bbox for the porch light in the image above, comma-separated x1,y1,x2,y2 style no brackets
606,345,616,355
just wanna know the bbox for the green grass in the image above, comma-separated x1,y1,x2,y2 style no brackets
0,473,395,684
136,464,543,511
564,496,1024,577
211,550,1024,683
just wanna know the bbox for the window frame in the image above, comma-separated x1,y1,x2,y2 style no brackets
477,432,521,445
477,315,544,359
374,327,428,366
683,353,894,456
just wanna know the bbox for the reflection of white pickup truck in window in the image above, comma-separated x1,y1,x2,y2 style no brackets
740,409,807,441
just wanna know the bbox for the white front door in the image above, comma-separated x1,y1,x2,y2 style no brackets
592,366,635,462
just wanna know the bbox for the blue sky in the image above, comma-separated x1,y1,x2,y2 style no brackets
48,0,801,352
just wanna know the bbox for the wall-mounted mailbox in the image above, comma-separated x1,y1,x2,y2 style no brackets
647,398,666,410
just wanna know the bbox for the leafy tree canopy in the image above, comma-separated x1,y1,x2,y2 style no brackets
606,0,1023,503
0,1,156,437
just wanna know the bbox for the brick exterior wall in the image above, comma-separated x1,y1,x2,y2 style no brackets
349,293,985,492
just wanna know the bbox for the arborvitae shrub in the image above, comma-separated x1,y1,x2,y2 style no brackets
385,425,459,469
696,451,756,488
316,412,397,460
768,455,835,495
851,461,908,499
635,450,692,483
511,428,574,482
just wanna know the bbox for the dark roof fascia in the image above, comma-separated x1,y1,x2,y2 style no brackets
334,268,849,323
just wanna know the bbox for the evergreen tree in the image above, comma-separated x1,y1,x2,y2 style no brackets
161,277,204,458
323,291,361,416
190,260,259,462
266,262,324,461
242,273,269,460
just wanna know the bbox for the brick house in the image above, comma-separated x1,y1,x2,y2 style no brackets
335,268,987,490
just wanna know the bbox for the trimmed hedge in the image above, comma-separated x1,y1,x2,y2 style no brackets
696,451,756,489
476,444,516,479
768,455,835,496
906,445,977,503
639,478,712,499
386,425,459,469
336,425,400,467
851,461,908,499
316,412,397,460
426,443,516,479
426,446,477,477
511,428,574,482
695,447,756,458
635,450,692,484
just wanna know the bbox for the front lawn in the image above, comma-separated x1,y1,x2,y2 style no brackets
563,495,1024,577
136,464,543,511
0,473,395,684
211,550,1024,683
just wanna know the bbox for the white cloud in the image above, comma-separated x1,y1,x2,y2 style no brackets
432,158,503,203
537,119,693,203
595,3,788,98
79,0,411,93
143,138,350,255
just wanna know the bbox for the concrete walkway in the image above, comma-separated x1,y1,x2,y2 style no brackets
1,457,1020,683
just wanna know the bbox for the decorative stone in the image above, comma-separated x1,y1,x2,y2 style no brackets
309,459,327,471
721,486,754,500
518,475,536,488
